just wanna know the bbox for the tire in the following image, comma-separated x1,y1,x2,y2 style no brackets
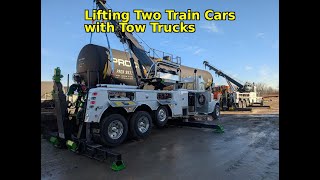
246,100,250,107
154,106,169,128
212,104,220,120
100,114,128,147
129,111,152,139
238,101,243,109
243,100,247,108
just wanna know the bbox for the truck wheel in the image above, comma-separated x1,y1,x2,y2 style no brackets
100,114,128,147
238,101,243,109
243,100,247,108
154,106,169,128
246,100,250,107
129,111,152,139
212,104,220,120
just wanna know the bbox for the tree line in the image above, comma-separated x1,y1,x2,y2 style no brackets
255,82,279,96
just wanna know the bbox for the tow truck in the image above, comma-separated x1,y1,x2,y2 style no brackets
203,61,265,110
47,0,224,171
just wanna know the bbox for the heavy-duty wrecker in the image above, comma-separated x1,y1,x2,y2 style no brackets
46,0,224,171
203,61,265,111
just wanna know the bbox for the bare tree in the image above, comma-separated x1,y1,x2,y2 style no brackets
255,82,279,96
256,83,266,96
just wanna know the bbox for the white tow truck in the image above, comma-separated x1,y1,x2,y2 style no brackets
204,61,264,110
47,0,223,170
49,64,223,171
84,80,220,146
76,0,221,146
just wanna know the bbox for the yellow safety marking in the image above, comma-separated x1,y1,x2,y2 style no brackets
127,101,135,105
103,62,108,79
114,101,123,106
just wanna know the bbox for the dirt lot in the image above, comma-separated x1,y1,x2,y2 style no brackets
41,97,279,180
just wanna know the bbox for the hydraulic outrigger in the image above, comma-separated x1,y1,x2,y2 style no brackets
49,67,125,171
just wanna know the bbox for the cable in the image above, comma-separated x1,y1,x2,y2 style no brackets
106,3,112,9
133,32,151,50
134,32,160,58
104,1,164,60
105,2,153,56
134,32,161,58
102,1,164,60
89,1,96,44
104,32,115,78
122,43,130,60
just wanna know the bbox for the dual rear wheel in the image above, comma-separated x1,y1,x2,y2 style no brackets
237,100,247,109
100,114,128,147
238,99,250,108
100,111,152,147
99,106,170,147
129,111,152,139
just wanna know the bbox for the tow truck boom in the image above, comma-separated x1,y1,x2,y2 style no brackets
95,0,154,73
203,61,244,90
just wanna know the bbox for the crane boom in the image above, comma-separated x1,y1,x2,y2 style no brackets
203,61,244,89
95,0,154,71
94,0,182,89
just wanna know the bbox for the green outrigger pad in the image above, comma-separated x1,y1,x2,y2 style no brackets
213,125,224,133
50,136,59,146
66,140,78,151
111,160,126,171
